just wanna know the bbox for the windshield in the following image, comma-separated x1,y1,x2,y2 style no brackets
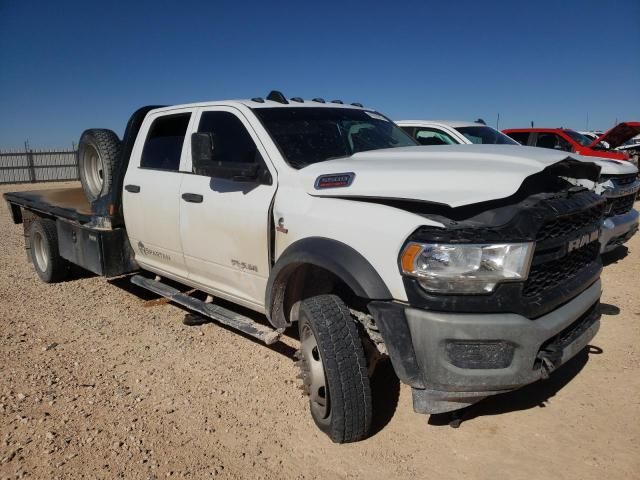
254,107,417,169
455,126,518,145
563,129,594,147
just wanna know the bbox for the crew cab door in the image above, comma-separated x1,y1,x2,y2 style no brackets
123,108,195,278
179,107,277,311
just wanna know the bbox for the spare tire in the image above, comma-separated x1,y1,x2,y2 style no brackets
78,129,121,202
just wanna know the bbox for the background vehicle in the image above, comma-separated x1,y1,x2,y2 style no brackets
502,124,640,162
616,135,640,165
4,92,605,443
399,120,640,253
579,131,608,149
396,120,518,146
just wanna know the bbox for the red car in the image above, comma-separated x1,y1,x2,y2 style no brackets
503,122,640,161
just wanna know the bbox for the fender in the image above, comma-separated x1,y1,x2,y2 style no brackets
266,237,392,327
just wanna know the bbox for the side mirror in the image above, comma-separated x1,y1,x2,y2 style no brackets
191,132,260,181
191,132,214,174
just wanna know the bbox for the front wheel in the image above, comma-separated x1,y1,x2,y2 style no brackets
297,295,372,443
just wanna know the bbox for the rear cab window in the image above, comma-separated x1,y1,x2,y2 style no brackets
141,113,192,170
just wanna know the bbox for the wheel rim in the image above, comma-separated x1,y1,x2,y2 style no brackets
300,323,330,420
32,231,48,272
81,144,104,198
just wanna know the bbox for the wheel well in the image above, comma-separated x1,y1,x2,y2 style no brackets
273,263,368,328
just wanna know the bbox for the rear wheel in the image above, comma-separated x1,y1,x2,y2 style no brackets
78,129,121,202
297,295,372,443
29,218,69,283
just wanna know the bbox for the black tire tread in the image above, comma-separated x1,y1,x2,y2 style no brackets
29,218,69,283
79,128,121,202
300,294,372,443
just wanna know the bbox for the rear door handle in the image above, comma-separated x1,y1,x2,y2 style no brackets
125,184,141,193
182,193,203,203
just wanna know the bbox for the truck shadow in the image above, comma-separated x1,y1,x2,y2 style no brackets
602,245,629,266
370,358,401,436
107,275,299,358
108,274,403,434
428,345,603,427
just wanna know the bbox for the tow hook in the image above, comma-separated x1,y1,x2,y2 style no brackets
537,347,562,380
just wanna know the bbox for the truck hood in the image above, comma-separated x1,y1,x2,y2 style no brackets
302,145,600,208
574,155,637,175
590,122,640,149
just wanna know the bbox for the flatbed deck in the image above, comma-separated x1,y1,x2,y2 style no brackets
4,187,93,224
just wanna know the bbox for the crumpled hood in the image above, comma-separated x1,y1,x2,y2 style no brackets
591,122,640,149
302,145,600,208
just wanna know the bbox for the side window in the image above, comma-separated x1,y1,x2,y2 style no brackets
536,133,572,152
414,128,457,146
197,111,260,165
141,113,191,170
505,132,530,145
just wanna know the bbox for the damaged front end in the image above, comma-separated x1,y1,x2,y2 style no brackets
367,159,606,414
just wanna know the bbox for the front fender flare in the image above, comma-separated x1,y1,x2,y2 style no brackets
266,237,392,328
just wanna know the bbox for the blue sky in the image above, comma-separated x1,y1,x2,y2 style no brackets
0,0,638,148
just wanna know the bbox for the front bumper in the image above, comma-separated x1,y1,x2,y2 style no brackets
599,208,639,253
369,280,601,414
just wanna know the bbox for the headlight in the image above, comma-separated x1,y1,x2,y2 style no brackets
400,242,534,294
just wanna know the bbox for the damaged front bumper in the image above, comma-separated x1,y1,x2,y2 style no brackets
599,208,639,253
368,280,602,415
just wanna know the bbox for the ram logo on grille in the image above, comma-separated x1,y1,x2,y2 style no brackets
567,230,599,253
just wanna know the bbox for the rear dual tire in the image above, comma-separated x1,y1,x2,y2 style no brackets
29,218,69,283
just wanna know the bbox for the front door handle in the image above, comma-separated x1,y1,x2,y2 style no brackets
182,193,203,203
125,184,141,193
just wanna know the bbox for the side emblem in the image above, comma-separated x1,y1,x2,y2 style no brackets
314,172,355,189
138,241,171,261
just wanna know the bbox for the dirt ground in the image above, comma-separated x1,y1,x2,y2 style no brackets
1,181,639,480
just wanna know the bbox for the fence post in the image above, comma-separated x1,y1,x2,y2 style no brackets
75,149,80,180
26,148,36,183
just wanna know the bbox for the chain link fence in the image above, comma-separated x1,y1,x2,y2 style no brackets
0,148,79,184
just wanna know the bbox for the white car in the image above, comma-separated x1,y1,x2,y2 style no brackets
5,95,606,442
579,131,609,149
398,120,640,253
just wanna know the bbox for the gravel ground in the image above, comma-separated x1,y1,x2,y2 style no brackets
1,181,639,480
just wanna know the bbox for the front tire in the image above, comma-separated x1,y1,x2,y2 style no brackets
29,218,69,283
298,295,372,443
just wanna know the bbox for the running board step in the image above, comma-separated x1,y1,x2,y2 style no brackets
130,275,283,345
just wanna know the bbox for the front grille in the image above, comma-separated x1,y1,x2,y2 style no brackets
607,193,636,216
536,203,605,242
524,242,600,297
601,173,638,186
404,190,605,319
